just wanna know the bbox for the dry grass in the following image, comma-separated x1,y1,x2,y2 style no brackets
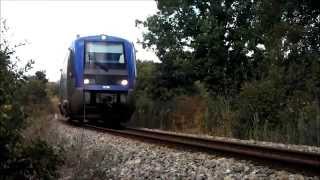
22,98,58,143
131,95,236,136
171,96,206,134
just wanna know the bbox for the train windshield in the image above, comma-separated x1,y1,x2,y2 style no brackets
85,42,126,70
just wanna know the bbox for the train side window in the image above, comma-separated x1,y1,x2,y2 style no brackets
63,50,70,75
67,49,74,77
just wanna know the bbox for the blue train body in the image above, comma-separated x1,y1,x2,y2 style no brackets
59,35,136,123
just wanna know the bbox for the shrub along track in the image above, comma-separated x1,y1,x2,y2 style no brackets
60,119,320,175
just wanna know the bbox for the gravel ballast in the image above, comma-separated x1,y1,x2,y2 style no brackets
49,118,319,179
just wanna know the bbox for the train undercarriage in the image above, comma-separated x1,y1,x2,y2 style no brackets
59,91,134,127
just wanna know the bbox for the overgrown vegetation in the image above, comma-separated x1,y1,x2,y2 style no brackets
132,0,320,146
0,20,63,179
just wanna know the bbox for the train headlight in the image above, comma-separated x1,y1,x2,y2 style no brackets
121,79,128,86
84,78,90,85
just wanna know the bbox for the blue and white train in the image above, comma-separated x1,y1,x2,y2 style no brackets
59,34,136,125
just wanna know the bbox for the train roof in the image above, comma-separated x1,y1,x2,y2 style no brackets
75,34,131,43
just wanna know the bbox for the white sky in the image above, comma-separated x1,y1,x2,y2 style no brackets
0,0,159,82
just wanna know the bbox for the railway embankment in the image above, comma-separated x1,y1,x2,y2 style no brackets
49,116,319,179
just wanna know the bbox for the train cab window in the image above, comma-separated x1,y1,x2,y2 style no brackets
85,42,126,70
85,42,125,64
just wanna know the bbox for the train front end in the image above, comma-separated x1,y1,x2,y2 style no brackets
70,35,136,122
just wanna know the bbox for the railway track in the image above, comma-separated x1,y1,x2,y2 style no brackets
74,122,320,174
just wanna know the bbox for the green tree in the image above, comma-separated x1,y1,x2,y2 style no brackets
138,0,262,97
138,0,319,96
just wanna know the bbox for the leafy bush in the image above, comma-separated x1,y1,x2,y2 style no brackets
235,76,320,145
0,19,63,179
22,71,49,105
236,79,285,137
11,139,64,179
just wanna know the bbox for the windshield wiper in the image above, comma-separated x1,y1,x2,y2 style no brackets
94,62,109,72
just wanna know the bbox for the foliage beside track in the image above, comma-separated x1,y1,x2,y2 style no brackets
0,20,63,179
132,0,320,146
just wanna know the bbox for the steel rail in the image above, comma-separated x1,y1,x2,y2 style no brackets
83,124,320,172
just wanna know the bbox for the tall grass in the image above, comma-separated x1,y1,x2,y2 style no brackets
131,94,320,146
131,95,206,134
